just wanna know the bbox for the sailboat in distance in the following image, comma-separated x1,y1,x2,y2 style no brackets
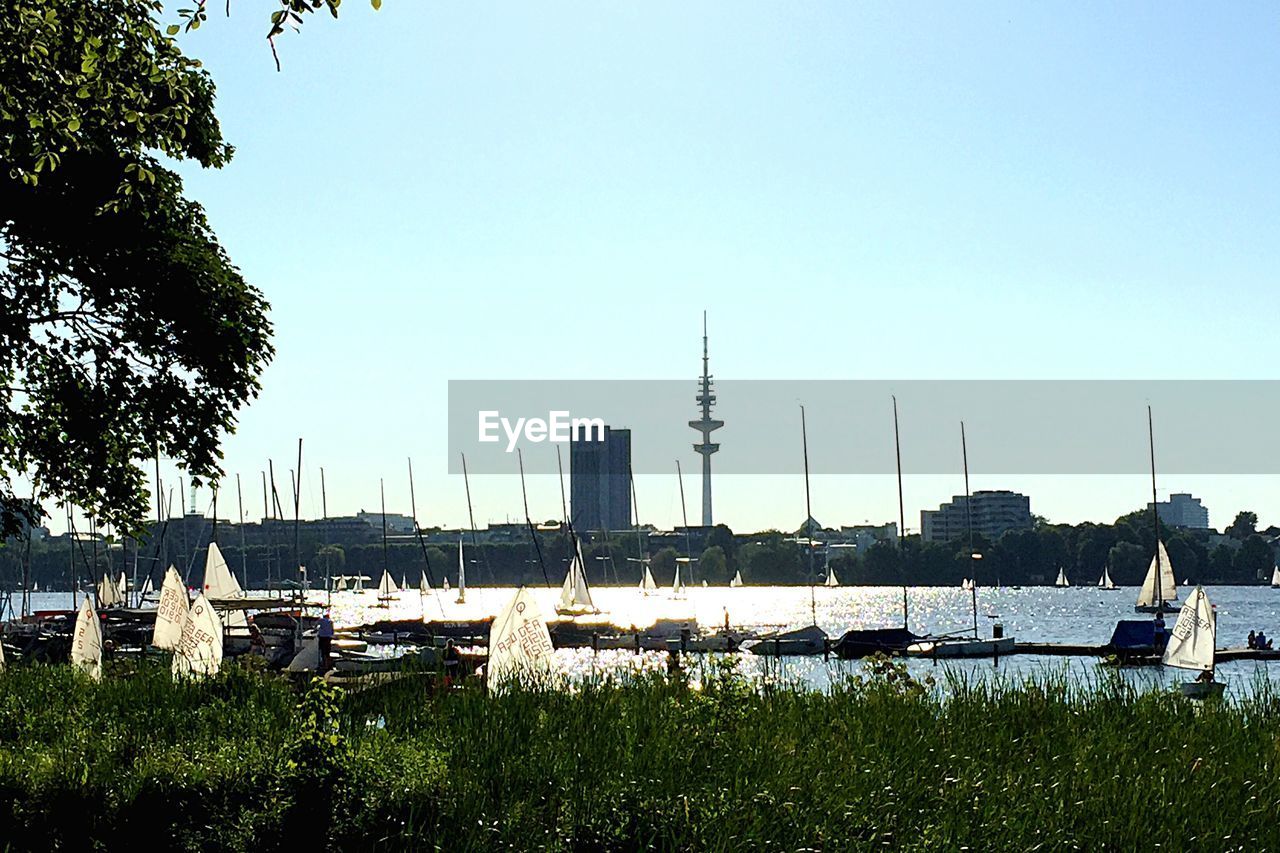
1098,565,1118,590
824,568,840,588
1271,565,1280,589
638,565,658,595
455,538,467,605
1055,567,1070,588
556,535,598,616
1136,540,1178,614
729,570,743,588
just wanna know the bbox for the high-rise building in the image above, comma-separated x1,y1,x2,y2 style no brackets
688,312,723,527
570,425,632,534
921,490,1033,544
1148,493,1210,529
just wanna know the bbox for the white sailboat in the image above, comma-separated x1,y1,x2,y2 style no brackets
488,587,556,693
556,539,597,615
335,575,348,591
172,594,224,679
824,568,840,588
354,574,365,592
96,573,123,608
202,542,248,631
376,569,399,606
1055,567,1069,588
1271,565,1280,589
639,565,658,595
1098,566,1118,590
671,562,686,598
1135,540,1178,613
729,570,743,588
70,597,103,681
443,576,451,592
1162,585,1223,698
419,573,431,595
153,566,190,650
455,538,467,605
116,572,128,602
138,573,155,599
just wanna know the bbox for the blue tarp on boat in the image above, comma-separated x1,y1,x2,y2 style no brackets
832,627,921,659
1110,620,1169,654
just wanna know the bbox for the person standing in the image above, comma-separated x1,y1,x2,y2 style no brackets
317,612,335,671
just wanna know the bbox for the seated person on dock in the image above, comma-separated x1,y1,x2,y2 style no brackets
1249,631,1257,650
1258,630,1272,650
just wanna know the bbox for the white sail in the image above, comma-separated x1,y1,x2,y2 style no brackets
377,570,399,596
488,587,556,693
335,575,348,591
1271,565,1280,587
443,576,450,591
0,630,5,670
202,542,247,630
70,597,103,681
824,568,840,588
730,571,743,588
1055,567,1069,588
153,566,190,650
401,574,407,590
641,565,657,592
1162,585,1215,672
354,574,364,592
1136,540,1178,608
117,572,128,601
286,636,321,673
97,573,122,608
672,564,685,595
456,538,467,604
139,574,154,598
172,594,224,678
419,573,431,594
557,540,596,613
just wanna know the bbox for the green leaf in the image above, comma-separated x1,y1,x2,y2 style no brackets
67,118,81,132
166,24,180,35
370,0,381,9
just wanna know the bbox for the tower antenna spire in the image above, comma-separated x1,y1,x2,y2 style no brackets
689,311,723,527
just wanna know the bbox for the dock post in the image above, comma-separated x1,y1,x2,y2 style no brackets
634,633,641,654
592,632,599,654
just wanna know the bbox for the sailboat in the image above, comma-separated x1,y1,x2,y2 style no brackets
116,572,128,602
70,597,103,681
376,570,399,606
824,568,840,588
153,566,190,650
671,562,687,599
556,539,598,616
443,576,451,592
1098,566,1118,590
455,538,467,604
638,565,658,595
419,573,431,595
1135,540,1179,614
1055,567,1069,588
335,575,348,591
1271,565,1280,589
488,587,556,693
729,570,743,588
96,573,123,608
202,542,249,633
1162,585,1224,698
172,594,224,679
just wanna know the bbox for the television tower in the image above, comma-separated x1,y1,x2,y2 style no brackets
688,311,723,527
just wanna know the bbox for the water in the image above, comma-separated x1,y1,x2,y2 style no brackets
19,585,1280,695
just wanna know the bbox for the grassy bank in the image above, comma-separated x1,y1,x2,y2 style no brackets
2,659,1279,851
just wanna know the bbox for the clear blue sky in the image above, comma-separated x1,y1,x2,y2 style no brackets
129,2,1280,534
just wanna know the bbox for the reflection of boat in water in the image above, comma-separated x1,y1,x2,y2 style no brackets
747,624,828,656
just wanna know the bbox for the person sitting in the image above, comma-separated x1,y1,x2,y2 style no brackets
1258,630,1271,651
1248,630,1257,650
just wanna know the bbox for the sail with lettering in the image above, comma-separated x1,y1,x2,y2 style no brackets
730,571,743,588
1162,586,1215,673
172,594,224,678
824,568,840,588
153,566,190,650
1136,540,1178,608
487,587,556,693
71,598,103,681
556,539,596,615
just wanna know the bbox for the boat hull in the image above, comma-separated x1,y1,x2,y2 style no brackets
1135,603,1179,614
906,637,1015,658
1181,680,1226,699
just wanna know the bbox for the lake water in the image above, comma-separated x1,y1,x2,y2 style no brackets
21,584,1280,695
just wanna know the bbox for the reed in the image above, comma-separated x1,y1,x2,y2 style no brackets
2,658,1279,850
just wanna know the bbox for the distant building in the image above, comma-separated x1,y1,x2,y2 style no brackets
355,510,418,535
921,490,1032,544
570,425,632,534
1148,493,1209,530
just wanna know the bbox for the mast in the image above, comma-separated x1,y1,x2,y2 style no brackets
629,463,647,579
676,459,693,578
408,458,446,617
801,405,816,627
236,474,247,588
380,478,389,585
460,452,489,583
556,444,569,528
294,438,303,598
962,421,978,640
893,395,908,631
67,504,74,610
517,449,551,588
261,471,271,594
1149,405,1165,622
178,478,188,581
321,467,331,607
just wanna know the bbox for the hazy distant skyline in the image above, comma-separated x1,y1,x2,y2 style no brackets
45,2,1280,533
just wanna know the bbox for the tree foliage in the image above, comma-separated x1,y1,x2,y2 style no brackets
1,0,273,536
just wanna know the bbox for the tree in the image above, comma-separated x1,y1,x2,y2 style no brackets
650,547,678,584
1227,511,1258,540
1235,535,1274,582
698,545,728,583
1,0,273,537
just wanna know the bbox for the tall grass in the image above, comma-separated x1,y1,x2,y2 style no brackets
2,658,1280,850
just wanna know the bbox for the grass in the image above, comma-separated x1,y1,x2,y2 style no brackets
2,657,1280,850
